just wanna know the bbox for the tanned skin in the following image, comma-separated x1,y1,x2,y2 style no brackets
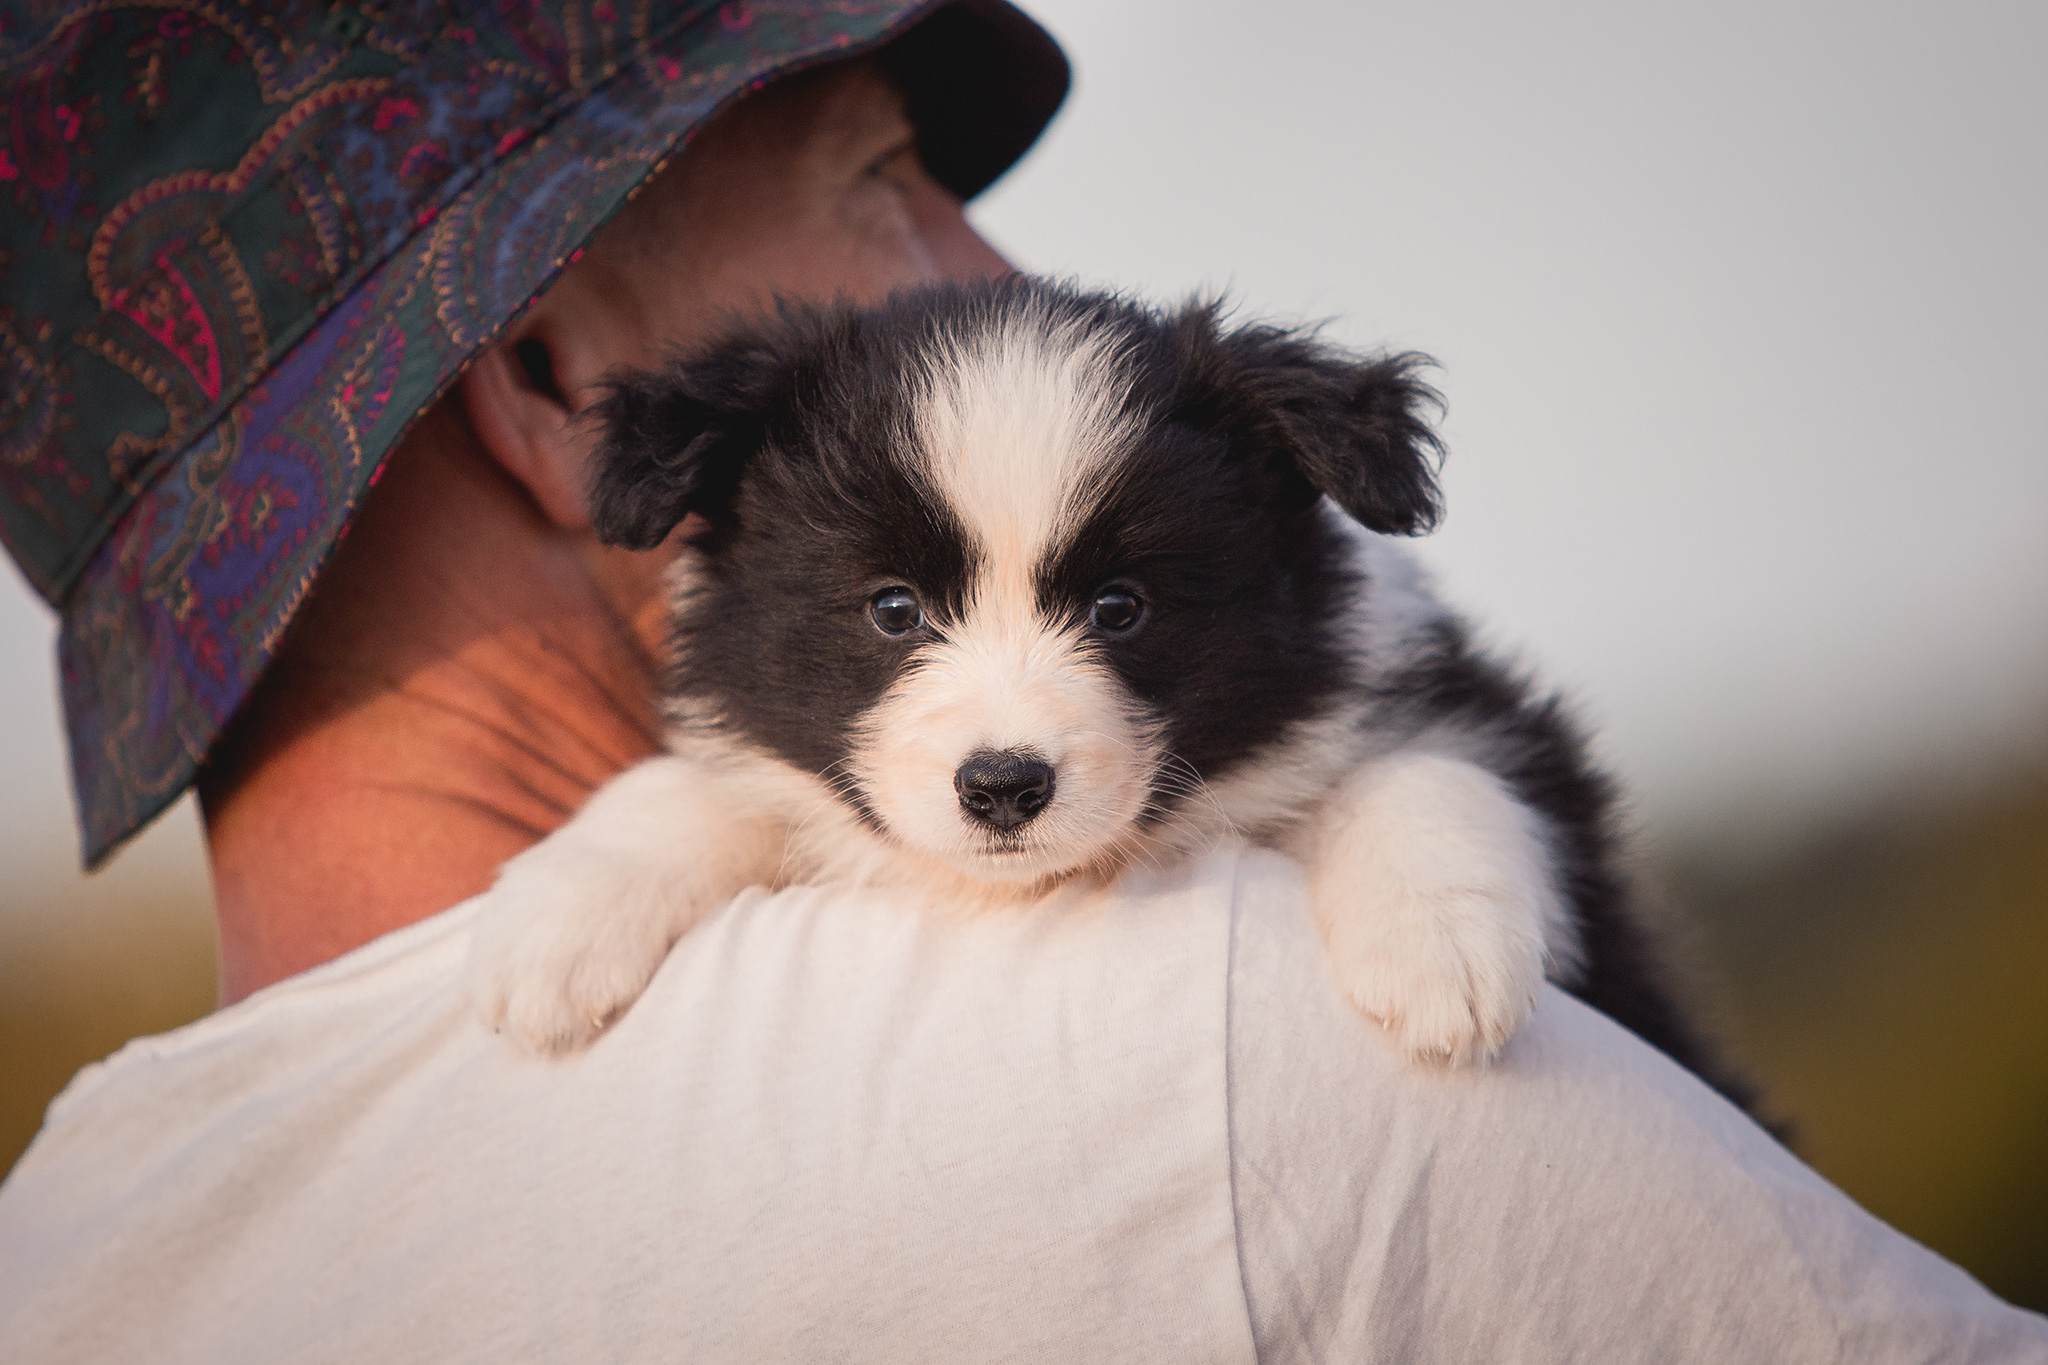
200,60,1011,1004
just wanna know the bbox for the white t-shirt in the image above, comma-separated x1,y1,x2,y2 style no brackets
1,846,2040,1363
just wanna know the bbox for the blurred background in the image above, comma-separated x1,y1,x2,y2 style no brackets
5,0,2044,1309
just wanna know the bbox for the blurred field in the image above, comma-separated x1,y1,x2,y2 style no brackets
1675,763,2048,1310
5,775,2044,1310
0,804,216,1171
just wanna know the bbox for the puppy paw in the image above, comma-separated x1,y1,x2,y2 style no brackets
1321,885,1545,1064
1306,752,1561,1065
465,843,683,1057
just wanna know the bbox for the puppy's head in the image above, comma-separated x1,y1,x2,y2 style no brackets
592,278,1442,882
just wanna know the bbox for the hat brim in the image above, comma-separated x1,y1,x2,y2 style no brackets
58,0,1068,867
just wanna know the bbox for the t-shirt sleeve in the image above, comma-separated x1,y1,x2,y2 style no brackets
1223,848,2048,1363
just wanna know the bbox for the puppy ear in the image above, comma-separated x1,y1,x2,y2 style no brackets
585,334,792,550
1216,321,1446,536
584,375,757,550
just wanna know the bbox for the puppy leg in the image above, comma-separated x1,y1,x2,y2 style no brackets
1297,750,1562,1064
465,755,782,1055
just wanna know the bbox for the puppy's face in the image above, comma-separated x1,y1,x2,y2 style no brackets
591,280,1442,882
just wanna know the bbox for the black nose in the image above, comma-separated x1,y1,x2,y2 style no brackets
955,750,1056,831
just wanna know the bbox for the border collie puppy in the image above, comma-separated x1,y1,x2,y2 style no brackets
467,276,1744,1101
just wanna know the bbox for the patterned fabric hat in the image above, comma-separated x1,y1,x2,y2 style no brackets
0,0,1067,866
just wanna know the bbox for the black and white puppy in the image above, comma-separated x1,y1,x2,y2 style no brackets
467,276,1743,1100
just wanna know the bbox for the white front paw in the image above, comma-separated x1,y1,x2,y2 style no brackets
1321,881,1546,1064
465,842,683,1056
1307,753,1561,1065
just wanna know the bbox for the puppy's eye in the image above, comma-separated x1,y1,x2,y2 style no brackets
869,587,924,636
1090,588,1144,634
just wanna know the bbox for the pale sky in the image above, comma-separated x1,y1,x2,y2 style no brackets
4,0,2045,908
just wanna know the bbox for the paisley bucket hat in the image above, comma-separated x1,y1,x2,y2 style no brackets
0,0,1067,866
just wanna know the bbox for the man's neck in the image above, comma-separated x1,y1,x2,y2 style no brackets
200,407,669,1004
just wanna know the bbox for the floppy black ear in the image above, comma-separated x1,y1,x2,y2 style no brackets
585,365,765,550
1216,322,1446,536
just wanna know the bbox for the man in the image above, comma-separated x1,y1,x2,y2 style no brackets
1,2,2041,1359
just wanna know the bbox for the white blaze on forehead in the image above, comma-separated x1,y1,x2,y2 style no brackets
839,307,1163,883
912,305,1140,588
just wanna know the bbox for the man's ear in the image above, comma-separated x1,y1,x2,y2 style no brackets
584,352,774,551
1211,318,1446,536
461,329,598,531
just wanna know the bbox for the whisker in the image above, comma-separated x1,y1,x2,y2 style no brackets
776,756,862,885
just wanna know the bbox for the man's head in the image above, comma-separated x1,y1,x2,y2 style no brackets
0,0,1064,868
